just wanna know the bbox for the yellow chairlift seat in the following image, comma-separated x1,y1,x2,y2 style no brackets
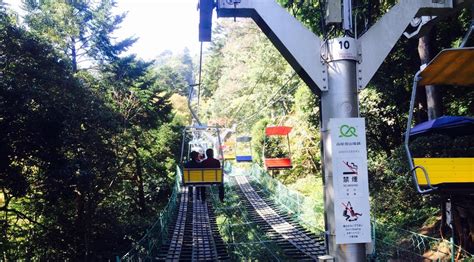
182,168,223,185
222,140,236,160
414,158,473,186
405,48,474,194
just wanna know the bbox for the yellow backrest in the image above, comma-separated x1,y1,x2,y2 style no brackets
182,168,223,184
414,158,473,186
223,141,236,160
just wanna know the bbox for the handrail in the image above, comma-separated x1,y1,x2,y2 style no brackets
407,165,434,194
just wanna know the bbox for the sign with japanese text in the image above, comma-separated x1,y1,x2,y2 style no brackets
329,118,371,244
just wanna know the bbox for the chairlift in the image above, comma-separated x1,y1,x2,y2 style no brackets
180,125,225,200
404,48,474,194
222,140,236,160
263,126,293,170
236,136,253,162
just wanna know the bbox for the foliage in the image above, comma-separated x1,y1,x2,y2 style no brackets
202,20,321,183
250,118,271,166
154,49,195,96
23,0,136,71
1,13,121,259
410,134,474,158
0,4,182,260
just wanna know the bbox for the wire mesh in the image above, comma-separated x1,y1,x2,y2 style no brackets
373,222,473,261
120,164,474,261
120,167,182,261
209,177,284,261
244,164,325,233
246,164,474,261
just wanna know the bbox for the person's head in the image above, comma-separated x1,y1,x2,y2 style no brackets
206,148,214,158
190,151,199,161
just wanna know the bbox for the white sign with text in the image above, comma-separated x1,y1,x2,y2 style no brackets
329,118,371,244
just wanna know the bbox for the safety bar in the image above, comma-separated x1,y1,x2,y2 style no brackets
407,165,435,194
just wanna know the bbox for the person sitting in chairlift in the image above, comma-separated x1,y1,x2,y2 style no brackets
198,149,221,201
184,151,202,168
202,149,221,168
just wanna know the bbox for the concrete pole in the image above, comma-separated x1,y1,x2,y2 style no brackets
321,50,366,261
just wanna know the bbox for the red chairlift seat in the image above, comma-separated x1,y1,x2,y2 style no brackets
265,126,292,136
264,158,292,169
264,126,293,170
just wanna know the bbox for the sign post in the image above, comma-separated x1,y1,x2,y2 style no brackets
320,37,367,260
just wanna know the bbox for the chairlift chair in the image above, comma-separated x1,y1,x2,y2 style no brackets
405,48,474,194
180,125,225,200
236,136,253,162
263,126,293,170
222,140,236,160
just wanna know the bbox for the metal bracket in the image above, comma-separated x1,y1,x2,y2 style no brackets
403,16,437,39
216,0,326,93
358,0,454,89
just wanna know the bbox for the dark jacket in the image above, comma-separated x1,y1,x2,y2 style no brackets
184,160,202,168
201,158,221,168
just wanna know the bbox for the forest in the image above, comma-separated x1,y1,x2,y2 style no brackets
1,0,473,261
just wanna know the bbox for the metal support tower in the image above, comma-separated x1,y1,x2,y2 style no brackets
200,0,468,260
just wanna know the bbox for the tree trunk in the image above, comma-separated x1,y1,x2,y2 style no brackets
418,29,442,120
133,136,146,212
71,37,77,73
74,191,85,260
452,196,474,255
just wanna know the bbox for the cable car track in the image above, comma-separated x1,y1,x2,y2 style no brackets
233,175,326,261
162,186,189,260
155,174,326,261
158,186,229,261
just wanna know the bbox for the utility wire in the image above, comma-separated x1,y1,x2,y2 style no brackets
228,66,269,120
187,42,205,126
197,42,203,108
238,76,299,126
235,71,300,126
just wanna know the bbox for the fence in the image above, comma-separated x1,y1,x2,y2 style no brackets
120,167,181,261
244,164,325,233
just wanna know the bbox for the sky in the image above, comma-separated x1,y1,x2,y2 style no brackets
4,0,205,60
113,0,202,59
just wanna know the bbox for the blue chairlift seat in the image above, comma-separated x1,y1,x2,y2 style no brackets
236,136,253,162
236,155,252,162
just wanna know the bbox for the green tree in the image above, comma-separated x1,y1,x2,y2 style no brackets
0,10,126,259
155,49,195,96
1,5,183,260
23,0,135,72
100,55,177,213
